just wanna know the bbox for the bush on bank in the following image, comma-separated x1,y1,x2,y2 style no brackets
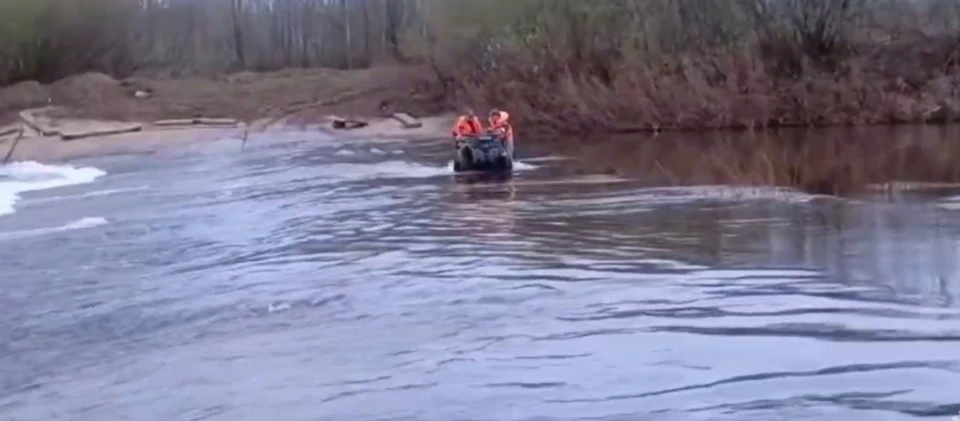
432,0,960,133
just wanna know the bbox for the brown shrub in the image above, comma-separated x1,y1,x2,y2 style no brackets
424,1,960,136
451,44,960,136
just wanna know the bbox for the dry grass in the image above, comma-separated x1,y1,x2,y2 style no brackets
425,1,960,136
454,36,960,136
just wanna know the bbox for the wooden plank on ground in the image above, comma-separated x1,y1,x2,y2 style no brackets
2,125,25,164
391,112,422,128
0,123,20,138
18,108,60,136
194,117,238,126
154,119,196,127
60,123,143,140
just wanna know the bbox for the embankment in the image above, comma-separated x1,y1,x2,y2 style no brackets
6,60,960,196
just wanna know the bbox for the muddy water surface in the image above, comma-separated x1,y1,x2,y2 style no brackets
0,128,959,421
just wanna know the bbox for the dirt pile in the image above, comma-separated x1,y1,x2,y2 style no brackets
0,65,446,125
49,72,127,106
0,81,51,122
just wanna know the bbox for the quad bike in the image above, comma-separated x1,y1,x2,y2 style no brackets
452,133,513,173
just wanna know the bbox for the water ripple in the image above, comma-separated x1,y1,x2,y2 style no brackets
3,137,960,420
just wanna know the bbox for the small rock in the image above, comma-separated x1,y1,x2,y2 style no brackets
332,118,368,130
60,123,143,141
392,112,422,128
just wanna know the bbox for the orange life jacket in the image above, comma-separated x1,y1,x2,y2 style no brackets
453,115,482,137
488,111,514,143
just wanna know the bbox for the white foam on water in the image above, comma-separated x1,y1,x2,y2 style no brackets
508,174,628,186
616,184,829,204
65,216,108,229
938,193,960,204
521,155,572,163
0,216,108,241
323,160,452,180
937,201,960,211
444,160,538,172
313,159,538,182
0,161,107,217
513,161,538,170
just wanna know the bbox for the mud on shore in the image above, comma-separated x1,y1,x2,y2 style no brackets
0,65,457,162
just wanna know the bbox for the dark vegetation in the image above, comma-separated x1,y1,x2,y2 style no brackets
440,0,960,134
5,0,960,194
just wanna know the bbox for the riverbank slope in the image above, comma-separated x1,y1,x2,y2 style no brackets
6,61,960,197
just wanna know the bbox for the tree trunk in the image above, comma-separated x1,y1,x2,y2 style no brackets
385,0,402,60
229,0,246,69
342,0,352,69
362,0,371,65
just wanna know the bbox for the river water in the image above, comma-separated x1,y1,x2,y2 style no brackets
1,129,959,421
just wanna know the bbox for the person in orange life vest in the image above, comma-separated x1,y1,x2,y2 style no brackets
452,108,483,140
486,109,515,157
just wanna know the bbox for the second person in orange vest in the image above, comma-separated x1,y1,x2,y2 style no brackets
487,109,515,158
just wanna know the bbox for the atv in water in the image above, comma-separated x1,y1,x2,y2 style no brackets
453,134,513,173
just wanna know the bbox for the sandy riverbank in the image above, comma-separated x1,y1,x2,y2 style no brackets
0,106,455,163
0,65,462,162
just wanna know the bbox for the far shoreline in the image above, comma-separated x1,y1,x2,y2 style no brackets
5,64,960,153
5,66,960,196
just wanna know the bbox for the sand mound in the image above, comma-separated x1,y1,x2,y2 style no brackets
2,65,447,124
49,72,126,106
0,81,51,114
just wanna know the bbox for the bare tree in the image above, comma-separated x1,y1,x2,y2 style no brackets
230,0,246,69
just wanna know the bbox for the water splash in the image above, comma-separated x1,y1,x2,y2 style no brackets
0,161,106,216
444,160,538,172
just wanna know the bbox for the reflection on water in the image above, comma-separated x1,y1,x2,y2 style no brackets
1,130,959,421
552,124,960,195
